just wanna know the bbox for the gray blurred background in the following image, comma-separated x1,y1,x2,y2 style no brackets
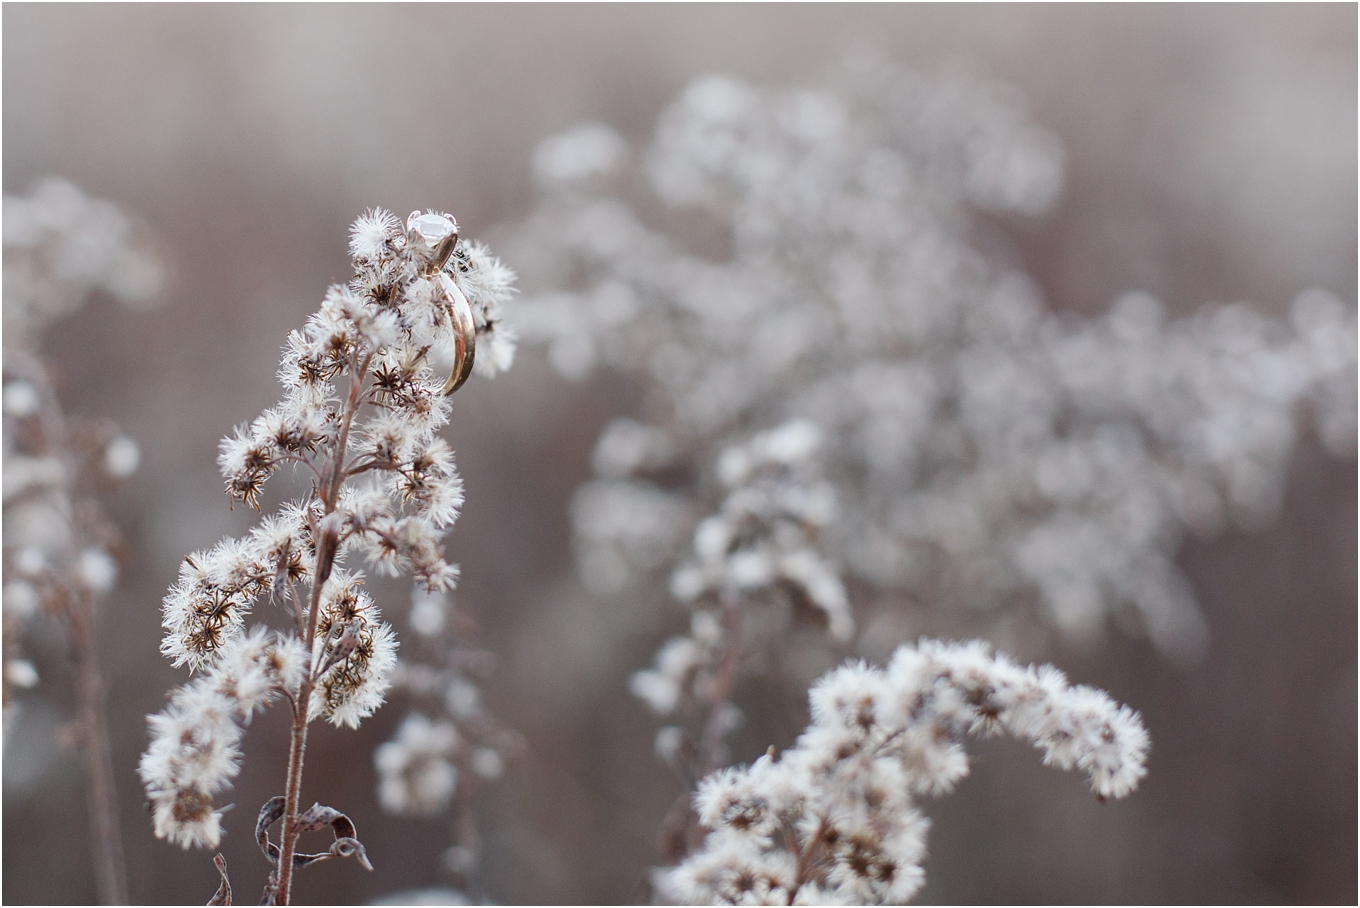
3,4,1355,904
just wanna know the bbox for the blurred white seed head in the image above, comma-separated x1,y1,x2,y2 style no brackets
4,178,164,349
2,381,39,417
533,123,629,187
409,587,447,638
102,435,141,478
5,659,39,689
375,712,460,816
76,547,118,595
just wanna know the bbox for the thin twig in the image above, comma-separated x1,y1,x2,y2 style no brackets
274,351,370,905
696,592,745,778
9,352,129,905
678,591,745,855
71,590,129,905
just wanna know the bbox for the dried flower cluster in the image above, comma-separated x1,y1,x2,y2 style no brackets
655,639,1149,905
141,627,309,848
3,178,164,906
139,207,514,903
510,59,1357,668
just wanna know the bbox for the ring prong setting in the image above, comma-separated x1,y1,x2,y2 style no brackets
407,211,459,276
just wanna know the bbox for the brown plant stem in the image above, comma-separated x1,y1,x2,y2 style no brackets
696,592,744,778
273,352,368,905
678,592,744,856
784,816,827,906
9,351,130,905
274,690,311,905
274,524,337,905
70,590,129,906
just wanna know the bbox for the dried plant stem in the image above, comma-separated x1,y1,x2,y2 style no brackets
11,352,130,904
274,355,367,905
784,816,828,907
142,210,507,894
70,591,129,905
681,595,744,855
275,694,311,905
696,594,743,779
274,537,333,905
658,595,746,863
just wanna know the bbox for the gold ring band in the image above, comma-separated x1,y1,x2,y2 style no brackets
439,273,477,395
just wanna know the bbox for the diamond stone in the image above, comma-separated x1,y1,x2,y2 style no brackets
409,213,457,247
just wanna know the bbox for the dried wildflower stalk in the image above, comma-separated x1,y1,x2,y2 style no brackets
4,352,132,905
139,208,514,904
3,178,164,905
657,639,1149,905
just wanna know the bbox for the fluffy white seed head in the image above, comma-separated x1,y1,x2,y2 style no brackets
309,573,399,729
665,639,1148,904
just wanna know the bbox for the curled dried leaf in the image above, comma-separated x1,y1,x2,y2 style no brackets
295,802,374,871
262,871,280,907
256,796,286,864
208,853,232,906
255,796,374,873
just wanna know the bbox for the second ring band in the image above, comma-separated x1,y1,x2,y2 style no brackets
439,272,477,396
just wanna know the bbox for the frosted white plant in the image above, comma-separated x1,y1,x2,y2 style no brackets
510,59,1357,666
2,178,164,906
654,639,1149,905
138,208,514,905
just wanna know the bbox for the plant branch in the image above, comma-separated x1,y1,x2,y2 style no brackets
274,352,370,905
70,588,129,905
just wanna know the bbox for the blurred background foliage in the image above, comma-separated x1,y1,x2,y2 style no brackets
3,5,1355,904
